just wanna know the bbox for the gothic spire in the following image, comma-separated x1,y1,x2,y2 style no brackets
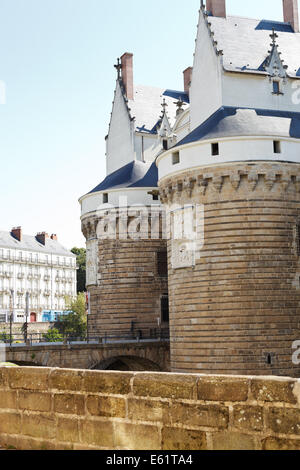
263,28,288,78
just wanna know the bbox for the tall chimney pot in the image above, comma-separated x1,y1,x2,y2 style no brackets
283,0,299,32
206,0,226,18
121,52,134,100
36,232,49,246
183,67,193,95
11,227,22,242
50,234,58,241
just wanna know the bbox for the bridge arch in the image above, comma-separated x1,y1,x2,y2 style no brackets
91,355,161,372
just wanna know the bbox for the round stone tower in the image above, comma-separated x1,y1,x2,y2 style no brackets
80,160,168,339
158,108,300,377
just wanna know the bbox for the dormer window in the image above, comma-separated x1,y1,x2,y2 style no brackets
272,80,283,95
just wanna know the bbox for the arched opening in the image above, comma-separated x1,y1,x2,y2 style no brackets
91,355,161,372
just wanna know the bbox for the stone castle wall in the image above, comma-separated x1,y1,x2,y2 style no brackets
159,162,300,376
82,210,168,338
0,366,300,450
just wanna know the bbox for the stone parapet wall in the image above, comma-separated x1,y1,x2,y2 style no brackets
159,162,300,376
0,367,300,450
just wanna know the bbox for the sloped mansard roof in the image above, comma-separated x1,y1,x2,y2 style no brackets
177,106,300,146
209,15,300,77
0,231,75,257
89,160,158,193
129,85,189,134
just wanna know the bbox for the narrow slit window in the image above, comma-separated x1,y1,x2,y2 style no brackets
273,141,281,154
172,152,180,165
103,193,108,204
157,251,168,277
273,81,280,94
297,223,300,256
211,143,219,156
161,294,169,323
163,139,168,150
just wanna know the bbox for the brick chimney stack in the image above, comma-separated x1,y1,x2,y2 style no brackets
206,0,226,18
283,0,299,32
121,52,134,100
183,67,193,95
11,227,22,242
36,232,49,246
50,234,58,241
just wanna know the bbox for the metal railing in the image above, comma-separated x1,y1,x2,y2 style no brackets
0,327,170,347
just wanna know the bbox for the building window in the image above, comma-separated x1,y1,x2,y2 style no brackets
103,193,108,204
161,294,169,323
157,251,168,277
273,140,281,154
211,143,219,156
296,224,300,256
172,152,180,165
163,139,168,150
152,194,159,201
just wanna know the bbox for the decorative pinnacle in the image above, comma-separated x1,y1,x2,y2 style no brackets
160,98,168,117
270,28,278,46
174,97,186,116
114,58,122,79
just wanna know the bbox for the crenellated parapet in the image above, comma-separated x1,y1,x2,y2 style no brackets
159,162,300,205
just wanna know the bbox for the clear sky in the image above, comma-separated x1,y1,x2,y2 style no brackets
0,0,287,249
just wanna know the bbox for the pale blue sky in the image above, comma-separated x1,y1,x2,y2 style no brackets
0,0,287,248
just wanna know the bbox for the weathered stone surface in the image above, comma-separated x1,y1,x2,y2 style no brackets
212,431,256,450
267,407,300,435
262,437,300,450
0,391,17,410
54,394,85,415
57,417,80,443
114,422,161,450
87,395,126,418
22,414,56,440
0,412,21,434
251,378,297,404
49,369,84,391
80,420,114,448
162,427,207,450
133,373,197,399
18,392,51,412
169,402,229,429
233,405,264,432
198,377,249,402
8,367,49,390
83,371,132,395
127,398,169,423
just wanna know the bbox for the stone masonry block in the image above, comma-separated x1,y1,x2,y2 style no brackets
233,405,264,432
197,376,249,402
133,373,197,400
83,370,133,395
86,395,126,418
250,378,297,404
18,391,51,413
49,369,84,392
8,367,49,391
54,394,85,415
113,422,161,450
267,407,300,435
127,398,169,423
80,419,114,448
162,427,207,450
170,402,229,429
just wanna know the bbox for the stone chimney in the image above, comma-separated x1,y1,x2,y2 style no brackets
50,234,58,241
206,0,226,18
283,0,299,32
36,232,49,246
11,227,22,242
121,52,134,100
183,67,193,95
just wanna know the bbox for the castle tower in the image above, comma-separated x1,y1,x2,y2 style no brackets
157,1,300,376
80,54,189,339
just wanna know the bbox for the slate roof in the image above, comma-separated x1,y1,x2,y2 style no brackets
0,231,75,257
89,160,158,194
176,106,300,146
209,15,300,77
129,85,189,134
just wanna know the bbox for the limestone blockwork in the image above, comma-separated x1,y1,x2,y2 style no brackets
1,367,300,450
82,209,168,337
159,162,300,376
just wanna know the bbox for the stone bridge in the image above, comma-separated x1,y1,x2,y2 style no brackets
2,340,170,371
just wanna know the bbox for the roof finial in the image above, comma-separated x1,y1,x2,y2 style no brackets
114,58,122,79
174,97,186,117
270,28,278,46
160,98,168,117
